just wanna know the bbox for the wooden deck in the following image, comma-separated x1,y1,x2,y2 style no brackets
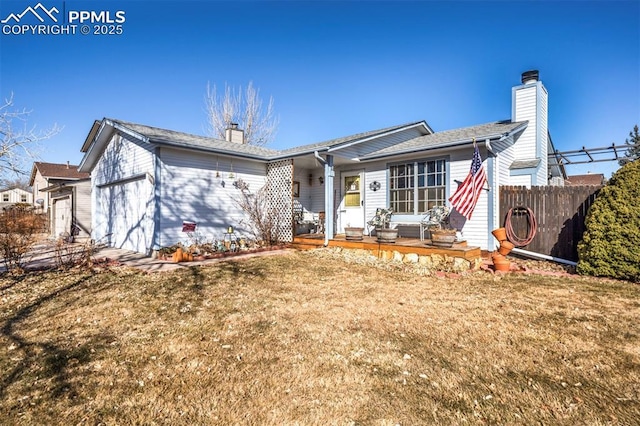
292,234,481,262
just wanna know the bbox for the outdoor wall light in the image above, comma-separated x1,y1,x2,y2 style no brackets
318,176,324,185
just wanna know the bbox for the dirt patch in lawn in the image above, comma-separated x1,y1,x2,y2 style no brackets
1,250,638,425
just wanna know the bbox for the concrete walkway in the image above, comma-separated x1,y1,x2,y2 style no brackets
95,246,293,273
1,240,293,274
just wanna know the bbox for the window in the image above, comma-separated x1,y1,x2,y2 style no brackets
2,194,8,202
21,194,27,202
344,176,360,207
390,159,446,214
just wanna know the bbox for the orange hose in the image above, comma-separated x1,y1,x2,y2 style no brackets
505,207,537,247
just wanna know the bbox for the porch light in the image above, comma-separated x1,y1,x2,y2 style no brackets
318,176,324,185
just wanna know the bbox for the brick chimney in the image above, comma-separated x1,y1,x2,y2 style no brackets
225,123,245,144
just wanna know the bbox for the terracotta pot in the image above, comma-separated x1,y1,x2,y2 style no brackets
173,248,184,263
491,251,505,262
493,259,511,272
492,227,507,242
498,240,515,256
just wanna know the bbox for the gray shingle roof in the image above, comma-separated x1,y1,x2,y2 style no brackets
360,120,528,160
277,121,428,157
510,159,541,169
109,119,280,159
106,119,430,161
96,118,526,165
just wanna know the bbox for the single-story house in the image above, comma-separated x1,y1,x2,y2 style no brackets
29,161,92,240
78,70,565,255
0,187,32,210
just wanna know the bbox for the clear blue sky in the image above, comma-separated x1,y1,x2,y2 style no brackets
1,0,638,179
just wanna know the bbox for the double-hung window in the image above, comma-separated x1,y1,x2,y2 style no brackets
390,159,446,214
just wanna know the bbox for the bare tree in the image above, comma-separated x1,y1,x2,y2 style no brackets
233,179,280,246
1,94,60,180
0,176,30,191
205,81,279,146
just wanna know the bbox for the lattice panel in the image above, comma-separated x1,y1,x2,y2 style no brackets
267,159,294,242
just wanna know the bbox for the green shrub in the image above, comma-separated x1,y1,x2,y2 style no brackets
577,160,640,282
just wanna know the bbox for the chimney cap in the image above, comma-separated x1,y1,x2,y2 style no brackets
521,70,539,84
229,123,238,129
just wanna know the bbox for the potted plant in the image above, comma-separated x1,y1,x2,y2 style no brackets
423,205,457,247
344,223,364,241
367,207,397,243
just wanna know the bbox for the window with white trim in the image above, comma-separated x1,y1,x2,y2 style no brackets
390,159,446,214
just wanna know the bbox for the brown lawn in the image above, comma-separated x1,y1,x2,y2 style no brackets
1,249,638,425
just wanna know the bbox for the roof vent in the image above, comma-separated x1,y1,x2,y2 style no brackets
521,70,539,84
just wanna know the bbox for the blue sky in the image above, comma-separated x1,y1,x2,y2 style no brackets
1,0,638,180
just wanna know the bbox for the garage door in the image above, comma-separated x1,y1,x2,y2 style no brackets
53,197,71,238
97,176,152,253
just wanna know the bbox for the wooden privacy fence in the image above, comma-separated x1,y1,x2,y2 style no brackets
499,185,602,261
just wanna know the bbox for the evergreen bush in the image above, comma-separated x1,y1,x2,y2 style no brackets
577,160,640,282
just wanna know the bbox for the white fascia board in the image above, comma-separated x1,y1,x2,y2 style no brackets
327,122,430,153
78,120,151,173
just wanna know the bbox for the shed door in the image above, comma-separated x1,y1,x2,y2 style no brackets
54,197,71,237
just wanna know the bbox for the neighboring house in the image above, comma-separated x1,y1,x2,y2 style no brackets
29,162,92,239
565,173,605,186
0,187,32,210
79,70,565,254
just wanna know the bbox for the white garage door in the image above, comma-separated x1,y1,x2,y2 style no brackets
98,177,152,253
53,197,71,238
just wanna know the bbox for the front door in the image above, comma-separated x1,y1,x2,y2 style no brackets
338,171,364,232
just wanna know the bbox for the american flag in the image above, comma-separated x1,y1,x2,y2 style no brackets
449,143,487,220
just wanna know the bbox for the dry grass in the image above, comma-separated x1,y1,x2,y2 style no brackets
0,249,638,425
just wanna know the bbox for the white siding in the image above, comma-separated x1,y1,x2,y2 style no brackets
512,81,549,186
510,175,532,188
336,128,426,160
93,133,154,186
513,86,538,160
91,133,155,253
447,149,490,250
363,163,388,224
73,180,92,238
0,188,32,204
94,177,154,252
158,147,267,248
292,167,314,213
536,87,549,185
493,135,516,186
32,172,49,211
